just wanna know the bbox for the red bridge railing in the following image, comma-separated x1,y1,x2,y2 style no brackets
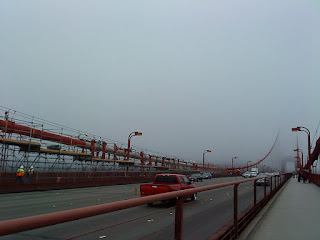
309,174,320,187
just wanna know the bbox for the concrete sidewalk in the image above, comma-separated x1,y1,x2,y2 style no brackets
238,177,320,240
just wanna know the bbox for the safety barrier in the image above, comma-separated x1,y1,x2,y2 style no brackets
0,171,157,192
0,174,290,239
211,173,290,240
309,174,320,187
0,170,224,193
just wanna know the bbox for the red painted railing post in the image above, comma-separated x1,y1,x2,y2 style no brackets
175,197,185,240
279,175,281,188
264,180,267,200
254,180,257,207
234,183,239,237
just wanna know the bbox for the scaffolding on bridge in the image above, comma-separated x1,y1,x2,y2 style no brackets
0,107,211,173
0,106,280,176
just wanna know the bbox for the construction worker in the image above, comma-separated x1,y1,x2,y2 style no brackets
16,166,25,184
28,166,35,183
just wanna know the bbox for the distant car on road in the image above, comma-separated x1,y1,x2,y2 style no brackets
202,172,212,179
242,171,254,178
256,174,270,186
190,173,203,182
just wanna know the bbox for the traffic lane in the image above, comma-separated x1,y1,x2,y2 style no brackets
98,182,265,240
81,181,265,240
0,176,243,221
0,183,144,221
194,176,242,186
0,181,264,239
125,182,265,240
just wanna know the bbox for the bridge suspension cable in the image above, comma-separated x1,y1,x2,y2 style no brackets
214,133,279,171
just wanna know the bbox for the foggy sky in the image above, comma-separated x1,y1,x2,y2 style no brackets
1,1,320,171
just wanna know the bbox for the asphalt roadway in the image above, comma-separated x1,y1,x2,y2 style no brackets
0,176,267,240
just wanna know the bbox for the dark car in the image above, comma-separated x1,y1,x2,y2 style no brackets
202,172,212,179
189,173,203,182
256,174,270,186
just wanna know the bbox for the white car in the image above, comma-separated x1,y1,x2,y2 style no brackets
242,172,253,178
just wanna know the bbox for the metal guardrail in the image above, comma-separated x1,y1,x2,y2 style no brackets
309,174,320,187
0,174,291,239
0,171,156,184
211,173,290,240
0,171,223,193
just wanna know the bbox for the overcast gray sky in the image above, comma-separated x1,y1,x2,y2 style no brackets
1,0,320,170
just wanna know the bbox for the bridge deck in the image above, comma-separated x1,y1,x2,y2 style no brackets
239,177,320,240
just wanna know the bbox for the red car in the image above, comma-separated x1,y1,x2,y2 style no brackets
140,174,197,205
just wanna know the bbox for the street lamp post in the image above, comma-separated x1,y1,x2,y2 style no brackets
247,161,252,171
232,157,238,170
127,131,142,160
203,150,212,168
294,157,300,172
292,126,311,172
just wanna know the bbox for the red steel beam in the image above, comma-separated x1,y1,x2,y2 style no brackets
0,120,87,148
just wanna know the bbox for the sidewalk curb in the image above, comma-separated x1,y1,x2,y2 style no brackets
237,177,292,240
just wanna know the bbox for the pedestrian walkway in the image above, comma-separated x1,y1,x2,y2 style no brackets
238,177,320,240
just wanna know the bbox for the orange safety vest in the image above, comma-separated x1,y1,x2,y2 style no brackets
16,168,25,177
28,169,34,175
